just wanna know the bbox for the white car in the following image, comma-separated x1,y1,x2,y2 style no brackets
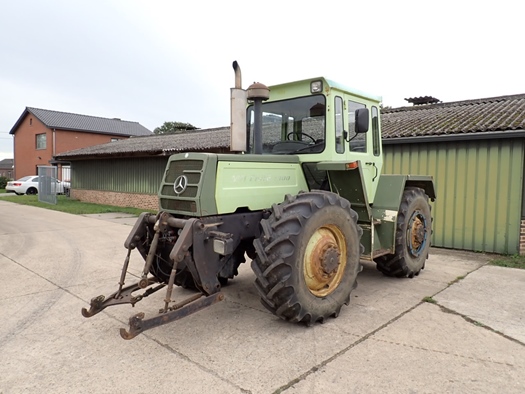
6,176,70,195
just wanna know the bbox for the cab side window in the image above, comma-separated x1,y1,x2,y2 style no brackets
348,100,366,152
372,106,380,156
335,96,344,153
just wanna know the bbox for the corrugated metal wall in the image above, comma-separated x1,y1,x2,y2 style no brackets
72,157,168,194
383,138,524,254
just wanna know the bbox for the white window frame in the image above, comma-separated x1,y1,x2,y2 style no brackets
36,133,47,150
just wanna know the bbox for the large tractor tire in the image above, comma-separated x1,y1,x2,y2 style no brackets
252,191,362,325
218,240,254,286
375,187,432,278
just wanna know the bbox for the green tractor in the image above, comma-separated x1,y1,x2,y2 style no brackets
82,62,435,339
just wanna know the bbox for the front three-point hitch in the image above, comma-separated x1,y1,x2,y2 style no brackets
81,212,229,339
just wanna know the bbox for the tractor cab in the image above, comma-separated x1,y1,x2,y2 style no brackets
239,76,384,204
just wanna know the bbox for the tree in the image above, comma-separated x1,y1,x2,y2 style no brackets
153,121,199,134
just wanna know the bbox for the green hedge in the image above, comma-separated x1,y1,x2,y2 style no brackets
0,176,9,189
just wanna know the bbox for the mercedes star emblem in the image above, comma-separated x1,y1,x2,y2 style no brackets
173,175,188,195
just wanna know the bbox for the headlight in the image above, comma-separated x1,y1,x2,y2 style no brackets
310,80,323,93
213,238,234,255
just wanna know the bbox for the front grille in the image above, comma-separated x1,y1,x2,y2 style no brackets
165,160,203,183
160,158,205,213
161,185,198,198
184,173,201,183
162,159,204,198
160,198,197,213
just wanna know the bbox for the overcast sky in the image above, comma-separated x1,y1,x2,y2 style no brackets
1,0,523,161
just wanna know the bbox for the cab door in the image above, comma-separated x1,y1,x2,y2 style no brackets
345,98,382,204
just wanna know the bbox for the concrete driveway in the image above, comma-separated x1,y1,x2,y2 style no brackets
0,201,524,393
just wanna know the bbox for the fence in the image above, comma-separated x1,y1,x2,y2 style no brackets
37,166,58,205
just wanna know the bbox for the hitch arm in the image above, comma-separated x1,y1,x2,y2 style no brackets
81,278,164,317
120,292,224,339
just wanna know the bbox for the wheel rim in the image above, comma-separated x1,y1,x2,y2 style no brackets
303,224,347,297
407,210,428,257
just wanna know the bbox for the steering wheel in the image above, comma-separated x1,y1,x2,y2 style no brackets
286,131,316,143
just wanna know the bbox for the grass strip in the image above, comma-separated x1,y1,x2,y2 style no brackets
0,194,150,215
489,254,525,270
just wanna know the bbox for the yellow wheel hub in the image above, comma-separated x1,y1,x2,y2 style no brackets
303,224,347,297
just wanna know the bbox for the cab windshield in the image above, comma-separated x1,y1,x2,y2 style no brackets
247,95,326,154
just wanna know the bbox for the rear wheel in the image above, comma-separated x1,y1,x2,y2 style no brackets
26,187,37,195
252,191,362,325
375,187,432,278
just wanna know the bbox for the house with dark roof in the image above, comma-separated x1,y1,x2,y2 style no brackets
9,107,152,179
56,93,525,254
0,158,14,178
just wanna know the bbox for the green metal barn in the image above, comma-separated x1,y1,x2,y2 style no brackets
382,94,525,254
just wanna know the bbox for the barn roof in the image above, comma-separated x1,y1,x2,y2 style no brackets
382,93,525,139
10,107,152,137
55,127,230,159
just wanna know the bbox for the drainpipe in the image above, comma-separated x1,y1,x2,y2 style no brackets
52,128,59,179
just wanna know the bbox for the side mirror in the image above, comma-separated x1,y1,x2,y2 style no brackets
355,108,369,133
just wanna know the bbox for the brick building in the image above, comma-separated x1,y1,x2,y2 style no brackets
9,107,152,179
0,158,14,178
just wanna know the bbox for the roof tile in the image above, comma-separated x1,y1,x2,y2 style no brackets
10,107,152,137
382,93,525,138
56,127,230,159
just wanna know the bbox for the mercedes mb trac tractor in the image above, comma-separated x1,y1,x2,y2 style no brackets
82,62,435,339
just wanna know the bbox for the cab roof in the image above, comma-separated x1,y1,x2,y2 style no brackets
268,77,382,104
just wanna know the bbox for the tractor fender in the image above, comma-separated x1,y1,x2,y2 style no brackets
369,174,435,259
373,174,435,214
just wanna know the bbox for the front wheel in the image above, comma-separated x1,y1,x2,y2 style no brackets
252,191,362,325
375,187,432,278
